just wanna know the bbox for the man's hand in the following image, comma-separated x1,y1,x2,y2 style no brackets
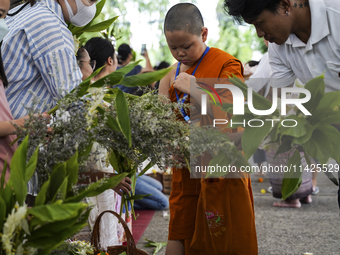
227,130,244,150
174,73,195,95
113,176,132,196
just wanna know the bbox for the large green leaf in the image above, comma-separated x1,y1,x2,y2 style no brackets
108,149,120,173
10,135,28,178
300,75,325,113
48,163,67,203
69,0,110,35
281,149,303,200
291,122,314,146
66,151,79,192
76,16,119,36
206,151,232,178
35,179,49,206
275,138,293,157
302,129,332,164
279,115,308,138
316,125,340,163
116,89,132,147
0,159,7,190
106,115,121,132
309,91,340,124
64,172,127,203
25,146,39,183
27,210,90,252
229,77,278,114
241,119,272,159
0,196,6,230
1,183,14,216
119,67,173,87
28,203,87,223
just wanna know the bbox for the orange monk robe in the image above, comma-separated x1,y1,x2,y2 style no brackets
168,47,257,254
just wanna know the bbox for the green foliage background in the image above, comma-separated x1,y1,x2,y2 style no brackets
79,0,265,65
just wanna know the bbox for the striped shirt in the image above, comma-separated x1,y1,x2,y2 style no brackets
2,0,82,119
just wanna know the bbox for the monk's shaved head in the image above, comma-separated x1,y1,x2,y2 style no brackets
164,3,204,36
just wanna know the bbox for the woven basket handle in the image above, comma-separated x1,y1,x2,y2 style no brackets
91,210,136,253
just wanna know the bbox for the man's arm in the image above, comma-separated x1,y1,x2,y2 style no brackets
268,43,296,88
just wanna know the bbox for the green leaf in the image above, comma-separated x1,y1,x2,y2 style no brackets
28,203,88,223
116,89,132,147
108,149,120,173
241,120,272,159
107,115,121,132
35,179,49,206
0,197,6,229
48,163,67,203
279,115,308,138
302,129,332,164
65,172,128,203
138,160,155,177
281,149,303,200
310,91,340,124
270,121,281,142
76,16,119,35
206,151,232,178
1,159,7,190
1,183,14,216
120,67,173,87
300,75,325,113
25,146,39,183
27,210,90,251
66,152,79,192
317,125,340,163
229,77,278,114
275,137,293,157
10,135,28,178
291,122,314,146
8,136,30,205
126,194,151,201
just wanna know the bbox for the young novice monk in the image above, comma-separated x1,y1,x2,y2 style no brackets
159,3,258,255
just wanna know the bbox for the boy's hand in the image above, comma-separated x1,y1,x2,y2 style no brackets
174,73,196,95
113,176,132,196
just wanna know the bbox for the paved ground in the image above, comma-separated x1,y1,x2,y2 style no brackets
137,167,340,255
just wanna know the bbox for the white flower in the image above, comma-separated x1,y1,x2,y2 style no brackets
2,204,28,254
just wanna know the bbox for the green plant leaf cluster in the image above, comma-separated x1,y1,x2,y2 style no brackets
0,136,127,254
144,238,167,255
224,76,340,199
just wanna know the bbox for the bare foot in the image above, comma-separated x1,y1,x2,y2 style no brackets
273,199,301,208
300,195,312,204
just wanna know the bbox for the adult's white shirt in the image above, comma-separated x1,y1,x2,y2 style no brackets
268,0,340,92
246,52,272,96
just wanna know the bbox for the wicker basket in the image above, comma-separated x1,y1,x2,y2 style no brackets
91,210,148,255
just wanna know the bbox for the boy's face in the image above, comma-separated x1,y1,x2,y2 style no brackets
165,28,207,67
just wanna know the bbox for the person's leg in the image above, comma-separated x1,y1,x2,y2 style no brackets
138,174,163,191
134,176,169,210
165,240,184,255
273,199,301,208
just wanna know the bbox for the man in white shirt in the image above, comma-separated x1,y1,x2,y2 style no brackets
224,0,340,207
224,0,340,91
